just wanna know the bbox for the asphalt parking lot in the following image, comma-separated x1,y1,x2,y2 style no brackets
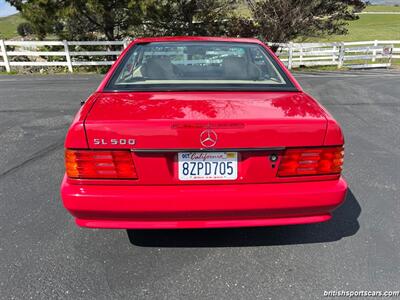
0,70,399,299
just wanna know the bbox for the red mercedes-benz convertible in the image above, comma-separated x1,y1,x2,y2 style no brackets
61,36,347,229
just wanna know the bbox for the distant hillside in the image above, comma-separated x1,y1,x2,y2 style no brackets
365,4,400,11
0,13,24,39
368,0,400,5
304,13,400,42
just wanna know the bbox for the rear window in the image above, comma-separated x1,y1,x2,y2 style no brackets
105,42,296,91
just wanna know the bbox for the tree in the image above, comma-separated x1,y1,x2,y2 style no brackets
7,0,239,39
7,0,366,43
137,0,239,36
6,0,147,40
223,16,259,38
245,0,366,43
17,22,34,37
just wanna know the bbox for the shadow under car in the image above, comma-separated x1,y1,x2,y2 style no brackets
127,188,361,248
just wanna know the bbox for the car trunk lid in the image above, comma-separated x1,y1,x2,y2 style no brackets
84,91,328,150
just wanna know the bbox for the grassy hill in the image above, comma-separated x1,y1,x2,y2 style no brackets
236,4,400,42
304,13,400,42
0,13,24,39
365,5,400,12
368,0,400,5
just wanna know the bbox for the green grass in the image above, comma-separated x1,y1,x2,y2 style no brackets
364,5,400,12
302,14,400,42
236,2,251,17
236,4,400,15
235,4,400,43
0,13,24,39
296,65,347,72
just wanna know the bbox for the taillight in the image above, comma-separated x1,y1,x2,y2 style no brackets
65,150,138,179
277,146,344,177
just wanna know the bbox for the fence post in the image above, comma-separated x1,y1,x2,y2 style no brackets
372,40,378,62
299,44,303,65
389,45,393,68
63,40,73,73
338,42,345,69
332,45,337,63
0,40,11,73
123,38,130,49
288,42,293,70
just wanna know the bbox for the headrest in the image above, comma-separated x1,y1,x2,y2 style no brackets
142,57,175,79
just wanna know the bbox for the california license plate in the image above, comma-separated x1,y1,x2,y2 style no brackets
178,152,238,181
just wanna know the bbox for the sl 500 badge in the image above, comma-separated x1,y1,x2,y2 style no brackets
93,138,136,145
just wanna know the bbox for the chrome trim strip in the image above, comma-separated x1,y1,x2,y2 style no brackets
131,147,284,153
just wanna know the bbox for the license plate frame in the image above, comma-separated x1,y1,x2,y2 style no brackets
178,152,238,181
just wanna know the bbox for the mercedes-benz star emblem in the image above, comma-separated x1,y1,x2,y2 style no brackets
200,129,218,148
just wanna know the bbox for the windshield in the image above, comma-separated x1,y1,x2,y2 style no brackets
106,42,296,91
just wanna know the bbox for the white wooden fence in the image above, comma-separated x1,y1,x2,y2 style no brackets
274,40,399,69
0,39,399,72
0,40,128,73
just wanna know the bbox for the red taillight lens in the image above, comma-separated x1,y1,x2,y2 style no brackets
277,146,344,177
65,150,138,179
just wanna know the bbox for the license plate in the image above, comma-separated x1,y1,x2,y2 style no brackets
178,152,238,181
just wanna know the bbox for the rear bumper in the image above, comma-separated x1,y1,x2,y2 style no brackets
61,176,347,229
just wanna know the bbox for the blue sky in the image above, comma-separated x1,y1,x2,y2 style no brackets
0,0,17,17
